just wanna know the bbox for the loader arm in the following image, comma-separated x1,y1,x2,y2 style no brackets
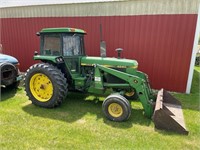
95,64,155,118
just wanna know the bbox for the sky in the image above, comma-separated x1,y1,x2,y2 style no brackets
0,0,119,8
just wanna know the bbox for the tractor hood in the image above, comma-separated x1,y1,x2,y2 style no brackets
0,54,18,65
81,56,138,69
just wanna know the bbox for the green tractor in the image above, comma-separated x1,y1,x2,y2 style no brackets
25,27,188,134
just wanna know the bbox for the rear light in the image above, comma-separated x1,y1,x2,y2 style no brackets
15,63,20,67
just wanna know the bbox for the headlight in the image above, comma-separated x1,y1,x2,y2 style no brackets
56,57,64,63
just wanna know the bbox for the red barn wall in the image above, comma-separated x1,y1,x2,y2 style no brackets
1,15,197,92
0,0,199,92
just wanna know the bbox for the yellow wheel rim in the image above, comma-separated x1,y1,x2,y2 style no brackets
125,90,135,97
108,103,123,118
30,73,53,102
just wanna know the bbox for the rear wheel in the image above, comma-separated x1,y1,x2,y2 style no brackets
102,94,131,122
24,63,67,108
124,89,138,100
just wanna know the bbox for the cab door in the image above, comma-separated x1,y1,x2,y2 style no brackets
62,34,84,75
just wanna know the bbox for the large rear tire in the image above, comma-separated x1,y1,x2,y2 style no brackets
102,94,131,122
24,63,68,108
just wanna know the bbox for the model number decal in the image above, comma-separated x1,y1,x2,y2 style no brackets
95,77,101,82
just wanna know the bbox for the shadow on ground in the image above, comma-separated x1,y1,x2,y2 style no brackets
0,87,20,101
22,92,151,129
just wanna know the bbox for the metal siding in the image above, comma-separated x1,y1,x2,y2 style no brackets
1,14,197,92
0,0,199,18
0,18,2,46
0,0,118,8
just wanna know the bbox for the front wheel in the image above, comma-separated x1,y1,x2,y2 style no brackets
24,63,68,108
102,94,131,122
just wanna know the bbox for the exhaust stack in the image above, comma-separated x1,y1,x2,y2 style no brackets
100,24,106,57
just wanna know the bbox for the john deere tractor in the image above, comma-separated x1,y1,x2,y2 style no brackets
25,27,188,134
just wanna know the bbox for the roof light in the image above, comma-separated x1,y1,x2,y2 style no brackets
70,28,75,32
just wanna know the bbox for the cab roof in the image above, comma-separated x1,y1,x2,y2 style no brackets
40,27,86,34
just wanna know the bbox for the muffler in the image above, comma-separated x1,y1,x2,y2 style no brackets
152,89,189,135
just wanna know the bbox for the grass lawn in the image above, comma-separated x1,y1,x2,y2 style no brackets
0,67,199,150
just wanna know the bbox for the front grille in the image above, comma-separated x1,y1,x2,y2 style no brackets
1,63,17,86
2,69,14,79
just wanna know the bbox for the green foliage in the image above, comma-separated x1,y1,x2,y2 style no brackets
195,55,200,66
0,67,200,149
199,37,200,45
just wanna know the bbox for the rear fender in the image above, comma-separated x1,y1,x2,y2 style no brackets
34,55,72,82
34,55,64,64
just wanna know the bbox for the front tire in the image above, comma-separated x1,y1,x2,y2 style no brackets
24,63,68,108
102,94,131,122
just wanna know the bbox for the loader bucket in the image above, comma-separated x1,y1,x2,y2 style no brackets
152,89,189,135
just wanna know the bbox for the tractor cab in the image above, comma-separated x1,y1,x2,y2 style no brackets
38,27,86,74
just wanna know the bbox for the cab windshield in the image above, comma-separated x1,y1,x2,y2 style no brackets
42,34,61,56
41,33,84,56
63,35,82,56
